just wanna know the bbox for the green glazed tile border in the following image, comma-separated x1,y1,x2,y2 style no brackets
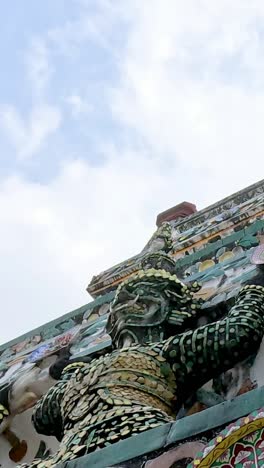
56,385,264,468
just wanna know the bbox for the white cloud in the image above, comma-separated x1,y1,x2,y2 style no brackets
0,34,61,160
47,1,120,58
110,0,264,172
65,94,92,118
0,104,62,160
26,38,52,96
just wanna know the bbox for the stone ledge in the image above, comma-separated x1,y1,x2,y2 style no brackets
56,385,264,468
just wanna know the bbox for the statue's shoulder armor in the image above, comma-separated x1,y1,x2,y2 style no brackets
62,361,87,379
0,403,9,419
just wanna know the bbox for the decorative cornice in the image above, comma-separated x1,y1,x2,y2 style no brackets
172,178,264,233
87,179,264,297
0,292,114,357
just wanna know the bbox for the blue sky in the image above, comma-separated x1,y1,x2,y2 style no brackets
0,1,126,181
1,0,264,342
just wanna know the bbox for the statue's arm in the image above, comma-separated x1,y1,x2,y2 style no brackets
159,285,264,401
32,379,67,441
33,362,85,441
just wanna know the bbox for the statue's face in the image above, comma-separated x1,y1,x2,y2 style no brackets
107,253,202,349
107,278,170,348
106,252,202,348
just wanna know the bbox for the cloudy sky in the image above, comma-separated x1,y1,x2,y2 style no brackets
1,0,264,343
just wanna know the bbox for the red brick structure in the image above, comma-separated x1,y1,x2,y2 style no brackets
156,201,197,227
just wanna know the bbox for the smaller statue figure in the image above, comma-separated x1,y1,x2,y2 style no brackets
0,367,41,462
0,348,71,463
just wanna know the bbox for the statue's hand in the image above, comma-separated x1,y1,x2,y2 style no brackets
167,279,202,327
168,308,197,329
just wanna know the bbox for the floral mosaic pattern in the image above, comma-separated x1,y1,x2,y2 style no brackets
190,408,264,467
